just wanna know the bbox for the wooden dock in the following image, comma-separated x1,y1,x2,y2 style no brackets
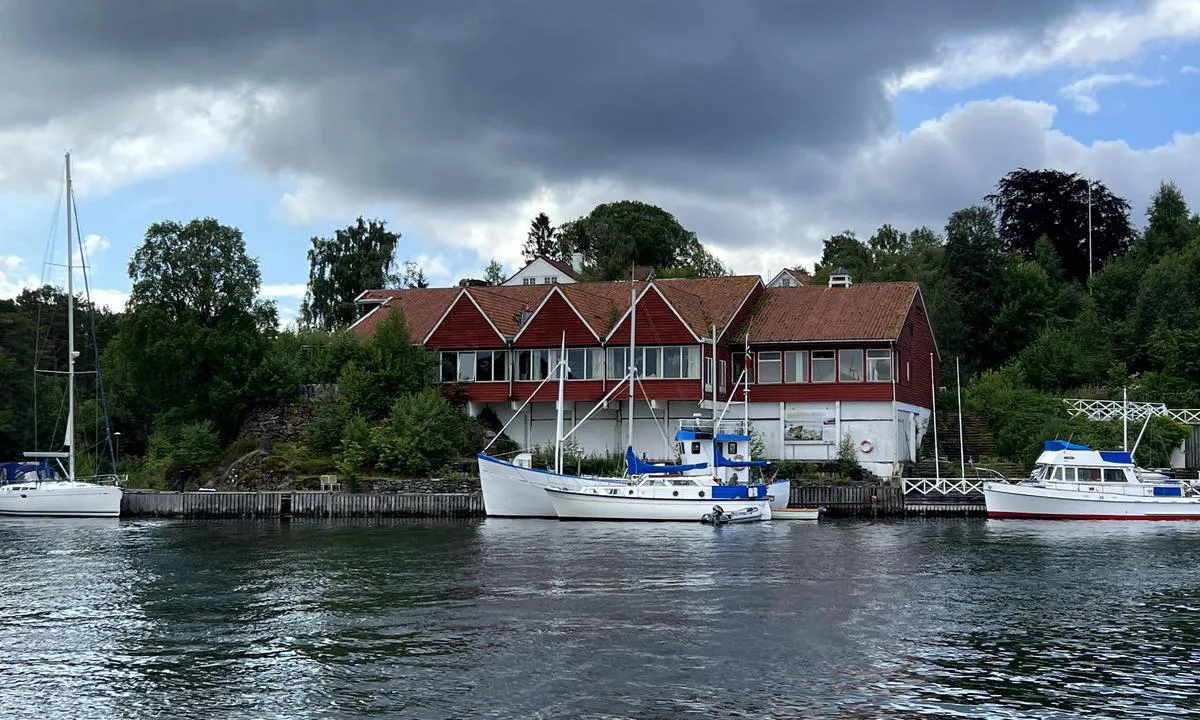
120,485,984,519
121,490,483,519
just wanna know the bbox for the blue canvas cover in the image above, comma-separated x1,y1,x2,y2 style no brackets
1043,440,1090,452
715,444,768,468
625,447,708,474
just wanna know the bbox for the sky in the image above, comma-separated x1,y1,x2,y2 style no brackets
1,0,1198,327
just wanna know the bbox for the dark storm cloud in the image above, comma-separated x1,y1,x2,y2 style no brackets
0,0,1106,207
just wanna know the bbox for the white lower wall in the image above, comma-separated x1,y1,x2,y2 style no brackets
478,399,932,478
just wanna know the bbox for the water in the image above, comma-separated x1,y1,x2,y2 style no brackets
1,518,1199,719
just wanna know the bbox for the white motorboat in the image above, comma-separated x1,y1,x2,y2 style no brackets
546,474,772,522
0,154,124,519
983,440,1200,520
771,506,821,521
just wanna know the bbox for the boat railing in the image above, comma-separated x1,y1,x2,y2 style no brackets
1034,480,1196,497
677,418,746,436
83,474,128,486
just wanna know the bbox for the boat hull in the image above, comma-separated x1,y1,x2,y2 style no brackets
0,481,122,518
772,506,820,521
546,487,772,522
984,482,1200,520
477,453,622,518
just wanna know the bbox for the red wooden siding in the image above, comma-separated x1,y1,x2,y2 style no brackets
426,295,504,349
462,383,510,403
607,289,698,346
895,296,939,409
509,379,700,403
514,291,597,347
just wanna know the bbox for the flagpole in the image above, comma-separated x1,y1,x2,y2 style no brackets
743,332,750,436
956,356,965,480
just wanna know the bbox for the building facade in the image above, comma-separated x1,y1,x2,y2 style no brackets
501,255,584,286
352,273,940,478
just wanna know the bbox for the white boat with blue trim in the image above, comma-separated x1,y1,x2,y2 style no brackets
983,440,1200,520
543,421,781,522
477,277,788,521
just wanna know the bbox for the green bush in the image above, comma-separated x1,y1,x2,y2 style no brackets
370,388,469,477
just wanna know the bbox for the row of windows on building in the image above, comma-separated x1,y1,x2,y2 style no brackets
735,349,894,384
439,346,703,383
438,346,895,384
521,276,560,285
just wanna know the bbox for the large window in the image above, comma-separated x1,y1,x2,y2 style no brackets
866,349,892,382
440,350,508,382
757,351,781,384
515,349,561,381
784,350,808,383
610,345,700,380
566,348,604,379
839,349,863,382
812,350,836,383
522,277,537,285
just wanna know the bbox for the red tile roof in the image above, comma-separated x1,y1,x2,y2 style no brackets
351,287,460,340
467,285,549,336
736,282,919,343
351,277,922,346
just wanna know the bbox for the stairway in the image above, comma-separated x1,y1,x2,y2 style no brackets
907,411,1029,478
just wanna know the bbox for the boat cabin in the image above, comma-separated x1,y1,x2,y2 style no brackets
668,418,769,485
1028,440,1139,484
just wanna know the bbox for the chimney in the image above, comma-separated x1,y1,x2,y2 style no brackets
571,251,584,272
829,267,852,287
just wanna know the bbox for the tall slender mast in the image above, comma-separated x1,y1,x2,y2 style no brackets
555,332,566,475
930,353,939,482
627,267,635,455
1087,178,1093,282
65,152,76,482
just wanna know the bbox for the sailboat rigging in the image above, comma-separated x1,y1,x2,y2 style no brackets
0,153,124,518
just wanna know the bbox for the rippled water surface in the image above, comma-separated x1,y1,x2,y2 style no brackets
1,517,1199,718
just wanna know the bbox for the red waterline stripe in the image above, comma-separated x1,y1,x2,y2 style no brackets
988,511,1200,521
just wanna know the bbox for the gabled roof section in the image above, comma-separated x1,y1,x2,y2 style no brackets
736,282,920,343
349,287,459,339
655,275,763,340
468,284,550,337
558,281,643,336
511,285,600,345
422,288,509,345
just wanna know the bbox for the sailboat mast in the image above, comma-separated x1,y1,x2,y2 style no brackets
65,152,76,482
627,267,635,454
555,332,566,475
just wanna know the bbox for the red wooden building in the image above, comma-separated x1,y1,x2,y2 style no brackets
352,270,939,477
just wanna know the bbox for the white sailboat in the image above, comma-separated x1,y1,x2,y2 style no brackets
0,153,123,518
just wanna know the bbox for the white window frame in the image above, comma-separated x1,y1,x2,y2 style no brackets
757,351,782,384
839,349,863,382
866,349,892,383
522,277,537,285
811,350,836,383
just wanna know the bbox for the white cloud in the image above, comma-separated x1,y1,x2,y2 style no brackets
259,283,307,299
890,0,1200,93
1183,65,1200,74
85,288,129,312
82,233,110,256
328,96,1200,285
1059,73,1165,114
0,85,280,196
0,255,40,299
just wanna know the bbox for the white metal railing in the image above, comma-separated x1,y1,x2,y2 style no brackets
901,477,986,495
1063,398,1200,426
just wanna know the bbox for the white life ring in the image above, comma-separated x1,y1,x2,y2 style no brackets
860,439,874,454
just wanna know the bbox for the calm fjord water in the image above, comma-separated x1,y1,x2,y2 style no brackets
1,517,1198,719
